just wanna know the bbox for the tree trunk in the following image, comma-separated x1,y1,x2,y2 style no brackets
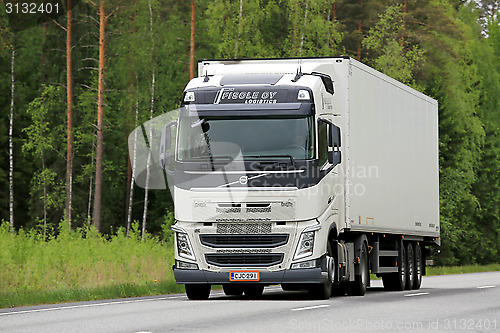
142,0,155,241
42,150,47,237
66,0,74,228
234,0,243,58
9,39,15,231
189,0,195,79
126,91,139,236
93,0,107,232
299,1,309,57
125,1,137,236
87,136,94,226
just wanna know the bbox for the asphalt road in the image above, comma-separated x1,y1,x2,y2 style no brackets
1,272,499,333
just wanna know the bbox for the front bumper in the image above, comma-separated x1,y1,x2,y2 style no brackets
173,266,324,284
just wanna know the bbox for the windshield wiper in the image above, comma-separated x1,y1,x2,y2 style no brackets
189,155,234,162
245,155,295,168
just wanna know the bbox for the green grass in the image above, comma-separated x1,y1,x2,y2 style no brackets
0,221,183,309
426,263,500,276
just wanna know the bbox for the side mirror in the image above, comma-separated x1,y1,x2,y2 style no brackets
159,120,177,169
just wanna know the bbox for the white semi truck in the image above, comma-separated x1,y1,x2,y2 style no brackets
132,57,439,300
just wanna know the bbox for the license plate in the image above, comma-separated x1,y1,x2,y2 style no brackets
229,271,260,281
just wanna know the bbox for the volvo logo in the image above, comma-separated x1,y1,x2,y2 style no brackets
239,176,248,185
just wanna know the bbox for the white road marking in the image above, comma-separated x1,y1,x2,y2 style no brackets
0,297,172,317
477,285,495,289
404,292,429,297
291,304,330,311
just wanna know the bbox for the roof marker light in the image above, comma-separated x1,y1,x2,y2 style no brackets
298,90,310,100
184,91,195,102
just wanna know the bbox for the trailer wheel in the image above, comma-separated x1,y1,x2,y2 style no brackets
243,285,264,299
308,242,335,299
347,243,369,296
405,242,414,290
185,284,211,300
382,241,407,291
223,284,244,296
412,244,423,290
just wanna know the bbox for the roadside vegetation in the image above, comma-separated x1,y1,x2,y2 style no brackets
1,220,498,309
0,221,183,309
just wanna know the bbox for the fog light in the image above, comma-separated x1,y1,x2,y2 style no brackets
176,260,199,270
291,259,316,269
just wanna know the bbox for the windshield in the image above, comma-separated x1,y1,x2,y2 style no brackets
177,116,314,161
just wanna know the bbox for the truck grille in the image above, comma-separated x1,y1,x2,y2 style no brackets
200,234,289,248
216,223,272,234
205,254,284,267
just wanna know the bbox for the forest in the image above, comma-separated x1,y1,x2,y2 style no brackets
0,0,499,267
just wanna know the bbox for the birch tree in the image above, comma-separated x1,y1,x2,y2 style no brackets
8,38,15,231
142,0,156,241
66,0,75,228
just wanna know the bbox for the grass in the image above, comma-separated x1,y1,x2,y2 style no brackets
1,220,499,309
0,221,183,309
426,263,500,276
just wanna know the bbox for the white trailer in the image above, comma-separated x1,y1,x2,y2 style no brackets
146,57,439,300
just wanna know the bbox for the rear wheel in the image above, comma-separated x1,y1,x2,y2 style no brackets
405,242,414,290
223,284,244,296
185,284,211,300
382,241,407,291
243,285,264,299
346,243,369,296
412,244,423,290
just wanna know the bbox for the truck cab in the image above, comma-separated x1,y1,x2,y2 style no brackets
166,61,348,300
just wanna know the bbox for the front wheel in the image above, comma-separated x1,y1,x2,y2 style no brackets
346,243,369,296
308,242,335,300
185,284,211,300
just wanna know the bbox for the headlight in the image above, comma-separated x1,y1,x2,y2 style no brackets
294,231,315,260
176,232,195,261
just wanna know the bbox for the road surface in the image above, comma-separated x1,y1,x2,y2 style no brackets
1,271,499,332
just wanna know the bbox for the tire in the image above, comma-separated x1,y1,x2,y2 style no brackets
331,283,346,296
243,284,264,299
382,241,407,291
281,284,305,291
346,243,369,296
405,242,414,290
223,284,244,296
308,242,335,300
412,243,423,290
185,284,211,300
